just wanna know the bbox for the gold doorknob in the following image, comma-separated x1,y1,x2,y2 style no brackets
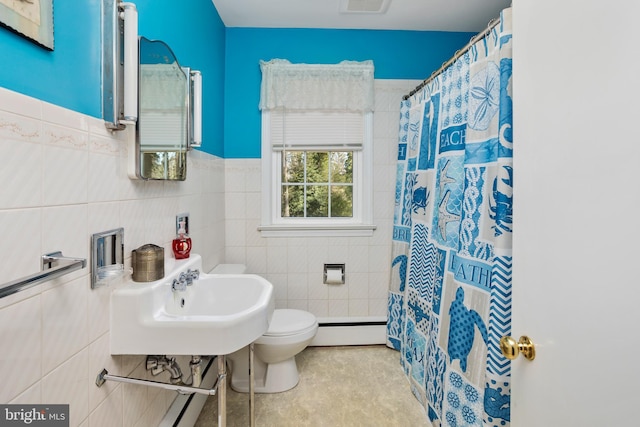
500,335,536,361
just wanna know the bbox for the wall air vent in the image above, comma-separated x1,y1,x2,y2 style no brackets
340,0,391,14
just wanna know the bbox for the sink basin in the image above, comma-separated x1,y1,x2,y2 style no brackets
110,254,275,355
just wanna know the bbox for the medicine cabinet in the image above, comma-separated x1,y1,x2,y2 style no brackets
101,0,202,182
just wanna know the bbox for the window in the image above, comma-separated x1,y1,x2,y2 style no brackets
258,59,376,237
282,151,353,218
260,110,374,237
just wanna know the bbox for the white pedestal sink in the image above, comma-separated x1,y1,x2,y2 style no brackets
110,253,275,356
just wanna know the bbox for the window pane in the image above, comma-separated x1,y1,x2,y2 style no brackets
282,185,304,217
306,152,329,183
330,152,353,183
331,186,353,217
306,185,329,217
282,151,305,183
280,151,355,219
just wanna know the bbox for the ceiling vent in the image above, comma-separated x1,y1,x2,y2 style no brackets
340,0,391,14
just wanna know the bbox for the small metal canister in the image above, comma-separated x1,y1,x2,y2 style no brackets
132,244,164,282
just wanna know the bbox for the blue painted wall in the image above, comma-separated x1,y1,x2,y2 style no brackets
223,28,474,158
0,0,102,117
1,2,472,160
0,0,226,156
136,0,225,156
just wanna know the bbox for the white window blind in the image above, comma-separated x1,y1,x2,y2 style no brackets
270,110,364,151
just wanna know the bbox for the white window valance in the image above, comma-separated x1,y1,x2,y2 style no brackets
259,59,375,112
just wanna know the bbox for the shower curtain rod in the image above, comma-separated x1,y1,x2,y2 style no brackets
403,17,502,100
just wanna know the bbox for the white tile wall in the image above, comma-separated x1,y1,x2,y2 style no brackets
0,79,418,424
0,87,225,425
224,79,419,320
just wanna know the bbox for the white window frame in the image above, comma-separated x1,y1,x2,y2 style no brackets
259,110,376,237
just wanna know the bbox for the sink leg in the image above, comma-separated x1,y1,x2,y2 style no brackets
218,355,226,427
249,343,255,427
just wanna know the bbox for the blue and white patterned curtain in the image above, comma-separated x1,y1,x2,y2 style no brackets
386,8,513,427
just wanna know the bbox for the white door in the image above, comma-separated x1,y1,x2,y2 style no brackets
511,1,640,425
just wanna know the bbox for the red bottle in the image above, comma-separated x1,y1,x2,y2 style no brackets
172,221,192,259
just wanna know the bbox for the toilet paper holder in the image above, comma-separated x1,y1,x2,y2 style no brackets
323,263,345,284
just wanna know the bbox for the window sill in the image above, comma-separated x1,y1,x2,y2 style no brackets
258,223,377,238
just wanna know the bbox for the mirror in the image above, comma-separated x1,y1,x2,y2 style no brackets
134,37,189,180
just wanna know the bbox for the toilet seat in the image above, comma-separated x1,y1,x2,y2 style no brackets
263,309,318,337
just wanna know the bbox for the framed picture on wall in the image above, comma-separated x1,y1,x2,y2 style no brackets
0,0,54,50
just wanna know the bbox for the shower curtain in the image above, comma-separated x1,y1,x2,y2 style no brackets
386,8,512,427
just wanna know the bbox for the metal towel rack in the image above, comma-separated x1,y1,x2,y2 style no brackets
0,251,87,299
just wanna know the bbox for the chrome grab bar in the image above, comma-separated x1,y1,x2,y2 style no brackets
0,251,87,299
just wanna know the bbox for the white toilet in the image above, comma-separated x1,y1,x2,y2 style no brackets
209,264,318,393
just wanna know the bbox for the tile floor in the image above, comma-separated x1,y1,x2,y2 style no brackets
194,345,429,426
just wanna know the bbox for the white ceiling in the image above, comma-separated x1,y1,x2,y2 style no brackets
212,0,512,32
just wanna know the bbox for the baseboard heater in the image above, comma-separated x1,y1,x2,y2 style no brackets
311,317,387,346
320,320,386,327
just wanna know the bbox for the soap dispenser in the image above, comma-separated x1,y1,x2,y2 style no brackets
172,220,192,259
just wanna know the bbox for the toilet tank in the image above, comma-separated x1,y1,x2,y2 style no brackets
209,264,247,274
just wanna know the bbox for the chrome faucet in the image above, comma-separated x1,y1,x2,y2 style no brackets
186,268,200,285
172,272,188,292
172,269,200,292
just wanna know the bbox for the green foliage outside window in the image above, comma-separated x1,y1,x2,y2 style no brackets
281,151,353,218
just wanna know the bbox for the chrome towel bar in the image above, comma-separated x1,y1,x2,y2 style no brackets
95,368,221,396
0,251,87,299
96,353,236,427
